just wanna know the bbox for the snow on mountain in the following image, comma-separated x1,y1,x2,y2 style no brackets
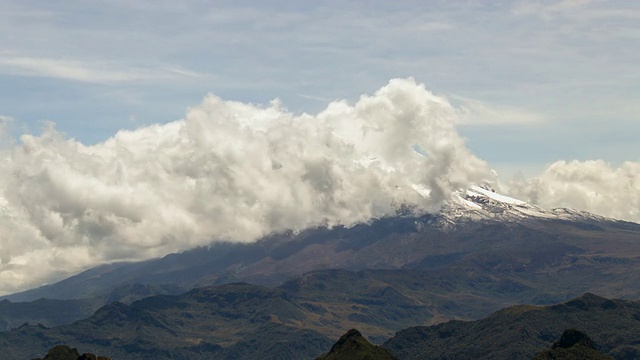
437,183,607,228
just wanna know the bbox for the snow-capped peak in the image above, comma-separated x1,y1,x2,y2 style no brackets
438,183,606,228
466,185,526,206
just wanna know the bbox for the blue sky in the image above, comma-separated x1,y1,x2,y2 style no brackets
0,1,639,294
1,0,637,176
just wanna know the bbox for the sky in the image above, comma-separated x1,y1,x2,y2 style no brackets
0,0,638,295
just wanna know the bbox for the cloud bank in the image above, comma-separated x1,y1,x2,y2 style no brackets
1,78,638,295
506,160,640,222
0,78,491,294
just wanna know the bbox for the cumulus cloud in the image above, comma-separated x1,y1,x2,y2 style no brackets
506,160,640,222
3,78,637,295
0,78,492,294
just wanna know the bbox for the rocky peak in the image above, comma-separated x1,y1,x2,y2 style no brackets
315,328,397,360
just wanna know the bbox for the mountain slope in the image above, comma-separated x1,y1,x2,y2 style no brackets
4,186,640,339
0,283,334,360
0,283,185,331
4,286,640,359
382,293,640,360
0,297,101,331
6,193,640,305
6,268,532,358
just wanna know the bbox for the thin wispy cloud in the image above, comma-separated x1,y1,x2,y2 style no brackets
452,96,545,126
0,56,201,84
511,0,594,18
297,94,335,103
0,115,13,141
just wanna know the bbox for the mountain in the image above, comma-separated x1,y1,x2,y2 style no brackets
0,185,637,359
6,185,640,307
4,286,640,359
0,283,185,332
0,298,100,331
315,329,397,360
382,293,640,359
0,283,334,360
441,184,609,226
6,268,550,359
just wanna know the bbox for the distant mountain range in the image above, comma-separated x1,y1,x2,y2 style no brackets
6,184,640,305
2,289,640,359
1,283,334,359
1,186,640,358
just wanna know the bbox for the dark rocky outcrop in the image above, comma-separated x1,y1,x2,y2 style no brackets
315,329,396,360
33,345,111,360
33,345,79,360
533,329,613,360
31,345,110,360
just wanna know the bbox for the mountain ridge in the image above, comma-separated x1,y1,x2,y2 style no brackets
2,186,640,347
6,185,638,303
382,292,640,359
3,285,640,359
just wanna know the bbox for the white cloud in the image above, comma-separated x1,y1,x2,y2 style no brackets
506,160,640,222
1,78,638,295
0,56,201,84
0,0,638,294
0,115,17,149
0,115,13,135
453,96,544,125
0,78,492,294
